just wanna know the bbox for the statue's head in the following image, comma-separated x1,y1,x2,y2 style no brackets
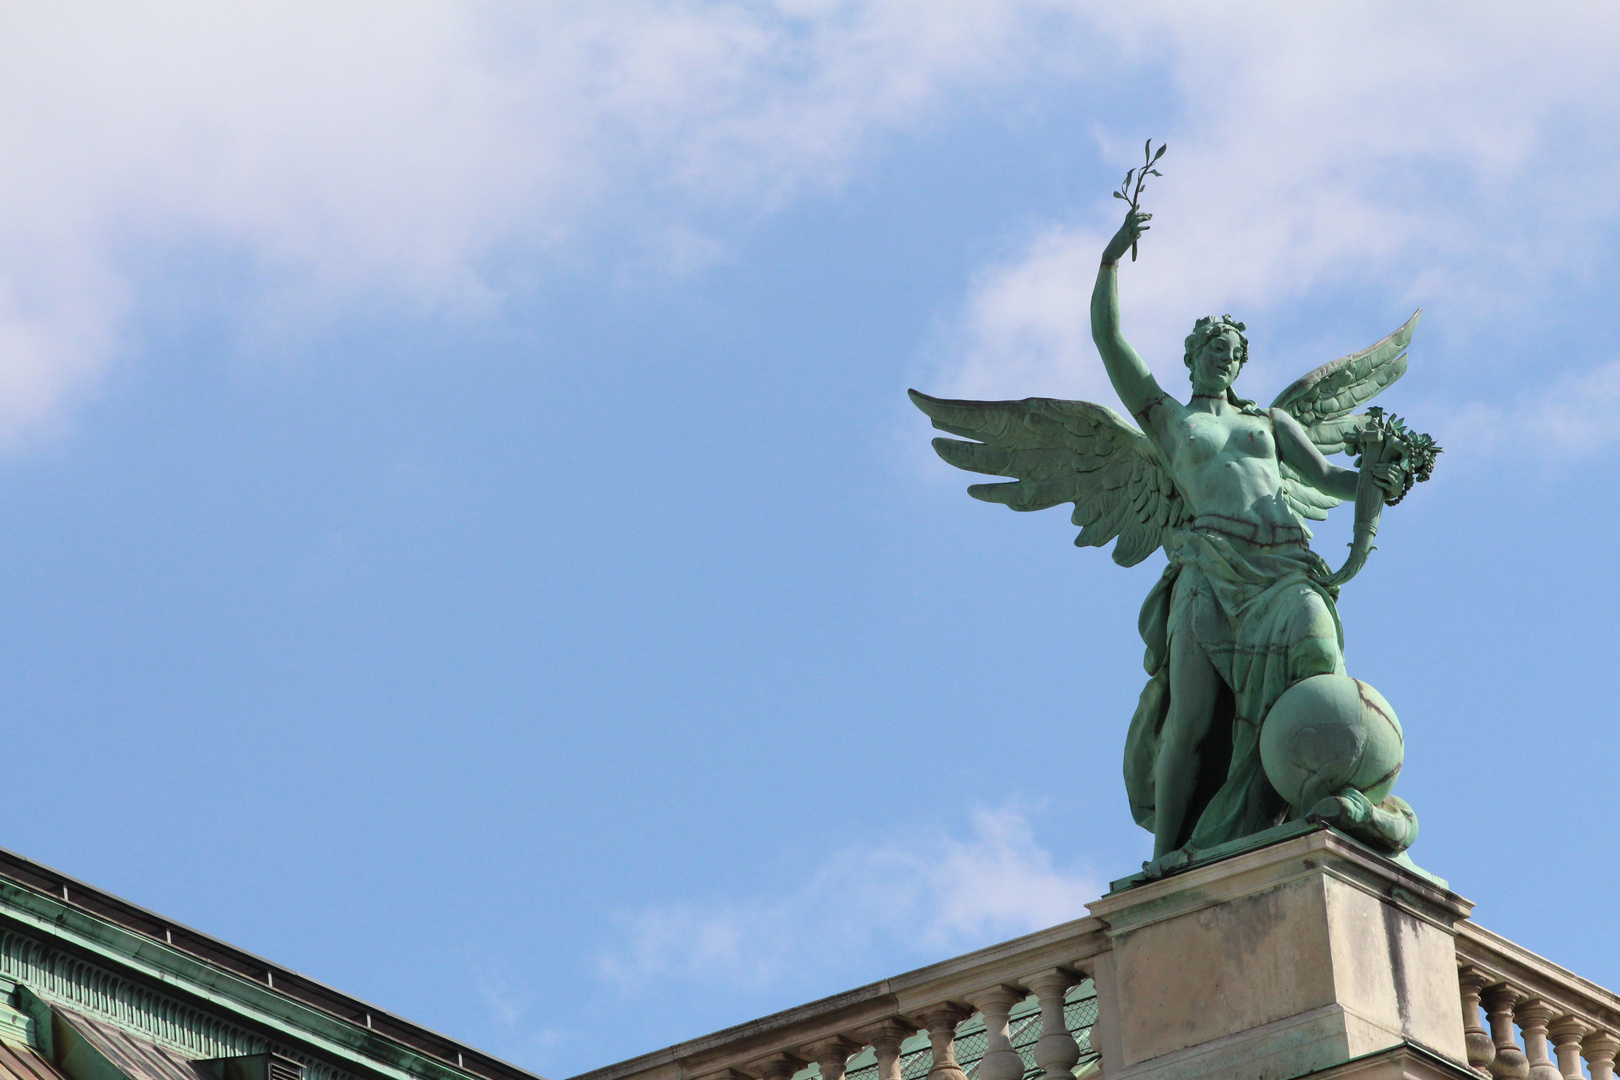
1184,315,1249,394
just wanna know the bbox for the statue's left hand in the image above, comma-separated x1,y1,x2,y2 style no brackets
1368,462,1405,501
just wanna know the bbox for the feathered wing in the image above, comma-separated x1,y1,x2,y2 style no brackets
910,389,1187,567
1268,309,1421,521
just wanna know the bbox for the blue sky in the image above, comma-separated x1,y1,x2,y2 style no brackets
2,3,1619,1077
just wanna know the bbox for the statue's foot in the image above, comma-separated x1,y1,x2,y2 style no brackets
1307,788,1373,828
1141,846,1197,881
1308,790,1418,855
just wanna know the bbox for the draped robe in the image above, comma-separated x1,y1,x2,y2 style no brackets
1122,518,1345,851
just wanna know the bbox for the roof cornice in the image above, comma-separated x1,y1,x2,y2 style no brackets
0,848,545,1080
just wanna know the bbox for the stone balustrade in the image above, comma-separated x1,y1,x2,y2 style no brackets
567,916,1109,1080
573,829,1620,1080
1455,921,1620,1080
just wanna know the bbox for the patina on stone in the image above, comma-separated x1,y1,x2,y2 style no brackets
911,207,1439,878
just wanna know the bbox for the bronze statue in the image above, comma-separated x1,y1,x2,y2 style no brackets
913,206,1439,877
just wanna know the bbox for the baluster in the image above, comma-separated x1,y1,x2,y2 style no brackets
1027,970,1081,1080
1482,985,1529,1080
923,1006,971,1080
802,1038,861,1080
970,986,1028,1080
1583,1031,1620,1080
752,1053,805,1080
860,1020,916,1080
1459,968,1497,1077
1547,1018,1592,1080
1515,1001,1560,1080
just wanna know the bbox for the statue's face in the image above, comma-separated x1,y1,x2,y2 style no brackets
1192,331,1243,394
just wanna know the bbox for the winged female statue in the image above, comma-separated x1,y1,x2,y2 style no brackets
913,209,1437,877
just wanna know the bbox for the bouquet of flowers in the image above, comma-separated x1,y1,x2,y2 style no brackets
1326,407,1441,587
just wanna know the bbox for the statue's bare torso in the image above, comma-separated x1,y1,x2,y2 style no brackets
1155,403,1307,545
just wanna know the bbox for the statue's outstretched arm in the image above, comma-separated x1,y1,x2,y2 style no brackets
1091,210,1171,426
1273,408,1385,500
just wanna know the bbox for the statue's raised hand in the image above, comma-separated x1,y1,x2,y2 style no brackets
1103,209,1151,264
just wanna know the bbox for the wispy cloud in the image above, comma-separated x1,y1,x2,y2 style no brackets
472,970,567,1068
477,977,529,1029
598,806,1098,993
0,1,1087,444
12,3,1619,458
1427,356,1620,466
933,4,1620,403
1518,359,1620,458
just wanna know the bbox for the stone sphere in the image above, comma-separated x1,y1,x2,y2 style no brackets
1259,674,1404,810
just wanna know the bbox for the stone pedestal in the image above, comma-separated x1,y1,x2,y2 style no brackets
1084,828,1474,1080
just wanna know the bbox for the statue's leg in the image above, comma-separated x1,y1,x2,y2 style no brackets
1274,588,1417,855
1152,619,1223,860
1284,586,1344,683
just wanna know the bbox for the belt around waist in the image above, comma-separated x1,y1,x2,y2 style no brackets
1188,514,1309,548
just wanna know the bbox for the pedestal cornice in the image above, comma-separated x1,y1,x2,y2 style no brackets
1088,825,1472,938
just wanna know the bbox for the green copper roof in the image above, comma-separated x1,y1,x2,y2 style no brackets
0,846,547,1080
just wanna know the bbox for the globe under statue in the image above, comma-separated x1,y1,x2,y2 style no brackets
912,163,1440,881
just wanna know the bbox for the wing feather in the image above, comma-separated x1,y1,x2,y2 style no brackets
1307,414,1367,456
1268,311,1421,523
970,477,1080,511
1271,310,1420,431
1111,525,1160,570
911,389,1187,566
1276,461,1339,523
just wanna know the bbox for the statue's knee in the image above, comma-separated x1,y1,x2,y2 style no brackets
1288,637,1339,683
1157,725,1193,760
1158,710,1210,761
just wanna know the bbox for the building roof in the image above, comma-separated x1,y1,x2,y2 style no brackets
0,1034,71,1080
0,846,545,1080
0,844,1101,1080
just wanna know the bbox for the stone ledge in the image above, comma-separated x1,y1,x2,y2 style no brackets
1294,1041,1478,1080
1107,1003,1362,1080
1089,827,1470,937
1454,921,1620,1032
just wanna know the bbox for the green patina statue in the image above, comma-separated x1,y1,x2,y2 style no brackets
913,208,1439,877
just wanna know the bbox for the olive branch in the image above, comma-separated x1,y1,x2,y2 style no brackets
1112,139,1167,261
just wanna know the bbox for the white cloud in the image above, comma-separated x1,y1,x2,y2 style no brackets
1522,360,1620,458
947,226,1117,403
598,806,1098,992
478,979,528,1028
936,3,1620,403
13,3,1620,452
0,1,1086,444
1430,356,1620,465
